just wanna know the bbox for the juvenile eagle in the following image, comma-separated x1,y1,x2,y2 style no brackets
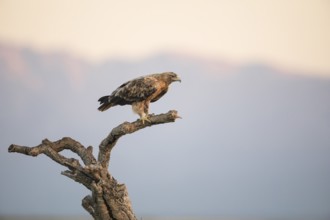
98,72,181,123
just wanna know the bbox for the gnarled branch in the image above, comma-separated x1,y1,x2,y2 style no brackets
8,137,96,166
8,110,180,220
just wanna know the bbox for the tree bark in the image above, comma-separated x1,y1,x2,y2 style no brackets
8,110,180,220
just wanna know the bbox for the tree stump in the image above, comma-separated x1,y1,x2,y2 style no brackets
8,110,180,220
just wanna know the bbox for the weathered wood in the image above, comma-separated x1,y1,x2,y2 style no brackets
8,110,180,220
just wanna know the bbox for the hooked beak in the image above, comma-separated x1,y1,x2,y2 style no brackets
173,76,181,83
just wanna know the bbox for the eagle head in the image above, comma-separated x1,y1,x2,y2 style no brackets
162,72,181,84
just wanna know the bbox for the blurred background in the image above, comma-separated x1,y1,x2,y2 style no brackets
0,0,329,220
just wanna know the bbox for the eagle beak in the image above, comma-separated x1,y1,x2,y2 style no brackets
173,76,181,83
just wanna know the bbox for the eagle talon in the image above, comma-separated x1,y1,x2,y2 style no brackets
140,115,151,124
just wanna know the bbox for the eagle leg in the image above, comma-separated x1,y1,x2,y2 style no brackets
132,102,151,124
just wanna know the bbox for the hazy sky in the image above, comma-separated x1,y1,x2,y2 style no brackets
1,1,330,218
0,0,329,75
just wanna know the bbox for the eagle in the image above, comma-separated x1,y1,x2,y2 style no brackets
98,72,181,123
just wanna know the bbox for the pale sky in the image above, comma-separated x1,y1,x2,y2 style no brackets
0,0,329,75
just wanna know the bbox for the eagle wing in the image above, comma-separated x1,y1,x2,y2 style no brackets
150,87,168,102
110,76,159,105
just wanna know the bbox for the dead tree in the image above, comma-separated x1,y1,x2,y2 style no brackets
8,110,180,220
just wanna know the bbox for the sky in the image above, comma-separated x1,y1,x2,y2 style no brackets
0,0,329,75
1,1,330,218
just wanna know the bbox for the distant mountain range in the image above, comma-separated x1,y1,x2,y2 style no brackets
1,43,329,219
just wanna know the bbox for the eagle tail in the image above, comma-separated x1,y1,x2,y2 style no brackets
98,95,113,111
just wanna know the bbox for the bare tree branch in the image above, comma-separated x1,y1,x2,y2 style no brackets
8,137,96,166
9,138,82,170
98,110,180,168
